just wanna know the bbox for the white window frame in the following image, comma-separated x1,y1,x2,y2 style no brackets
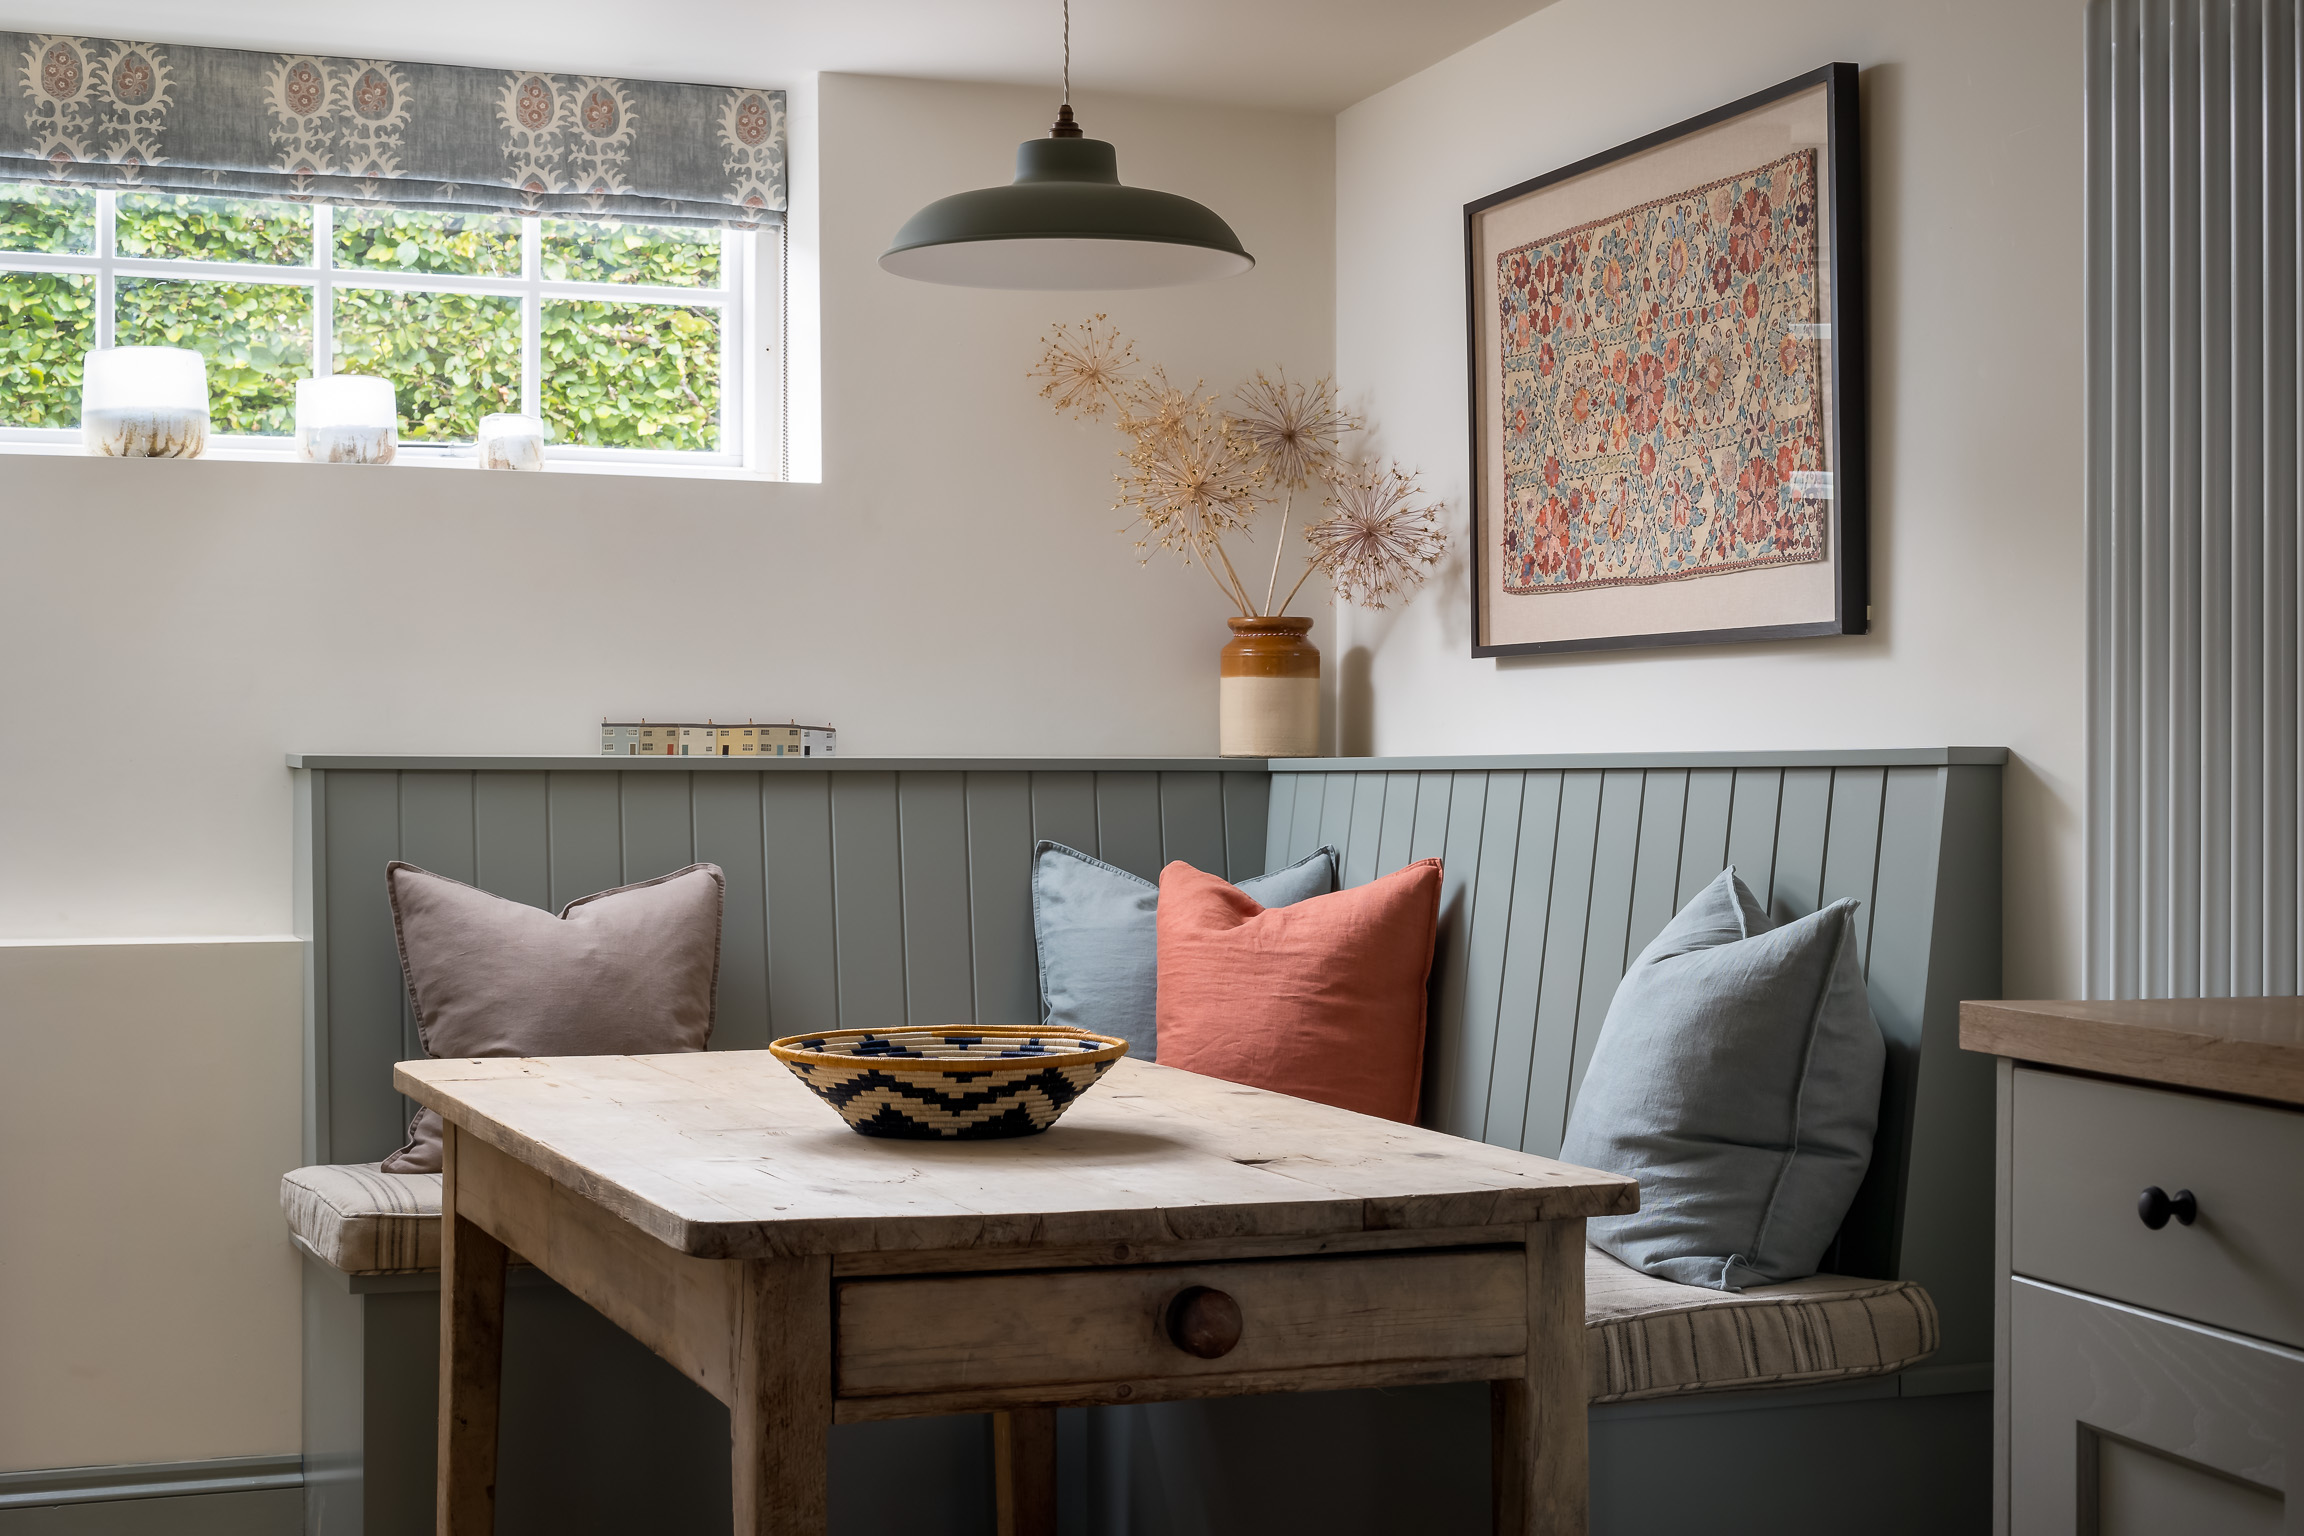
0,187,784,479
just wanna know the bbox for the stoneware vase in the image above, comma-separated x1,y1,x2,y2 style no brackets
1219,615,1320,758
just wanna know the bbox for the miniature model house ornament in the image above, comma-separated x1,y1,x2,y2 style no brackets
600,720,836,757
81,347,209,458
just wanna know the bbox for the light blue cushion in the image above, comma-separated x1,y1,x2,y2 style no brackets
1031,842,1338,1060
1558,866,1884,1291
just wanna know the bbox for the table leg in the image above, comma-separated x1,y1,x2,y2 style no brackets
733,1255,833,1536
992,1407,1059,1536
438,1124,509,1536
1492,1218,1587,1535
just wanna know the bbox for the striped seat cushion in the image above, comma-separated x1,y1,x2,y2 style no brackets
281,1163,441,1274
279,1168,1938,1402
1585,1245,1939,1402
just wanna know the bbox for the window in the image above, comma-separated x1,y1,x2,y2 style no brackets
1,181,781,475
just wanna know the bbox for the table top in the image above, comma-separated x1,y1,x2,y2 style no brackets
1960,996,2304,1107
397,1052,1639,1261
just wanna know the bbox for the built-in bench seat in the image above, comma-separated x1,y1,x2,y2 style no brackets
1582,1244,1937,1402
283,1163,441,1275
289,750,2000,1535
281,1162,1941,1405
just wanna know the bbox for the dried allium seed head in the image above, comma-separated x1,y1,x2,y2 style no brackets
1303,461,1448,609
1227,371,1359,491
1029,313,1137,419
1114,364,1200,442
1115,393,1265,566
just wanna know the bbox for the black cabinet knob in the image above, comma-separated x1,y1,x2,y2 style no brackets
2137,1186,2198,1230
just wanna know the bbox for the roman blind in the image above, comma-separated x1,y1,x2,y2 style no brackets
2,33,785,228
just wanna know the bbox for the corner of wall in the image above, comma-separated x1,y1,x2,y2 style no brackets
782,72,824,484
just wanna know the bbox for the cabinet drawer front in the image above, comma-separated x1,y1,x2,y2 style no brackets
835,1247,1525,1400
2013,1068,2304,1347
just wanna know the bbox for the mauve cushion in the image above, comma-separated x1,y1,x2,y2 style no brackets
1155,858,1443,1123
380,861,724,1173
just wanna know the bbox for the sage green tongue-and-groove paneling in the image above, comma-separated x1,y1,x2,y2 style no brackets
963,773,1036,1027
546,772,623,908
1261,751,2004,1372
693,772,769,1049
1265,759,1957,1152
1157,772,1228,884
299,760,1278,1171
298,747,1999,1362
898,773,973,1031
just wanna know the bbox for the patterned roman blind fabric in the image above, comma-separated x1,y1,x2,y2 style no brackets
2,34,785,228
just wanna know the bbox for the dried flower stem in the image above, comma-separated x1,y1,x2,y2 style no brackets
1033,319,1446,618
1196,545,1251,616
1210,534,1258,616
1262,487,1296,615
1275,551,1323,617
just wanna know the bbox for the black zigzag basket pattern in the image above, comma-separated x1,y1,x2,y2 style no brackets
769,1025,1129,1139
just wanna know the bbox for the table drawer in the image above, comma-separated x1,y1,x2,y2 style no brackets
835,1247,1526,1401
2013,1067,2304,1348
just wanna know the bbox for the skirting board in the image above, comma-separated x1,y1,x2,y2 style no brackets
0,1458,301,1536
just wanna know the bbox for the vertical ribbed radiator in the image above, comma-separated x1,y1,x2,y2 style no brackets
2088,0,2303,998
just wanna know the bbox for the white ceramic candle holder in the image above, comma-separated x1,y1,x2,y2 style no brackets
81,347,210,458
476,413,547,472
296,375,399,465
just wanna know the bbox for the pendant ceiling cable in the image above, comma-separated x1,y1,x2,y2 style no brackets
880,0,1255,290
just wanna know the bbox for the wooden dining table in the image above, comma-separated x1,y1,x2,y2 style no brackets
397,1051,1637,1536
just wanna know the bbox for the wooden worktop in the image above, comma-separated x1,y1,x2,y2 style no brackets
1960,996,2304,1107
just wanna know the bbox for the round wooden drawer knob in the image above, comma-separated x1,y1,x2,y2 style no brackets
1165,1286,1244,1359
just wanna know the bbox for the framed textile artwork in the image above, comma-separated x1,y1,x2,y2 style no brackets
1466,63,1866,657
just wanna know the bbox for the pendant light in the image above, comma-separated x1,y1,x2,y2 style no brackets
880,0,1254,289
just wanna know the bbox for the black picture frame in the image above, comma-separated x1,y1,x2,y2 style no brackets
1464,62,1868,659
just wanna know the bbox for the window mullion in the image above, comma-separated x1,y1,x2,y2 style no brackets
521,217,542,421
94,190,114,349
313,202,334,379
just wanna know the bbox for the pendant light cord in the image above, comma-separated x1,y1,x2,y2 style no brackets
1050,0,1083,136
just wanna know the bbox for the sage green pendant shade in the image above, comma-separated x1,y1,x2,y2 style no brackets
882,132,1254,290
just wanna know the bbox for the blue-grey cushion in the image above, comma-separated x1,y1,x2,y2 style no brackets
1032,842,1338,1060
1559,867,1884,1291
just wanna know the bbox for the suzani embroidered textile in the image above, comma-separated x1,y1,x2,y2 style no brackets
1,34,785,227
1498,150,1824,593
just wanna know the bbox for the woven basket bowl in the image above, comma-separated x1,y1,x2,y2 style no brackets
768,1025,1129,1140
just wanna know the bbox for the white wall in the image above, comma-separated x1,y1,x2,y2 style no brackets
0,72,1333,1469
0,940,303,1470
1332,0,2084,996
0,72,1334,943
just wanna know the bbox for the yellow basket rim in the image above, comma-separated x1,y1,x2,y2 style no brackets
768,1025,1129,1073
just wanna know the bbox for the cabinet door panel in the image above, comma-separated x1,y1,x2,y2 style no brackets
2010,1278,2302,1534
2095,1437,2283,1536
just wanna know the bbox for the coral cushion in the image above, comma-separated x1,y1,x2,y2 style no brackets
1155,858,1444,1122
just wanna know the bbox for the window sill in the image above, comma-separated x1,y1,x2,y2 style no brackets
0,438,782,483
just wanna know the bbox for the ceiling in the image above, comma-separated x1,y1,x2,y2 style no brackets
0,0,1556,113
